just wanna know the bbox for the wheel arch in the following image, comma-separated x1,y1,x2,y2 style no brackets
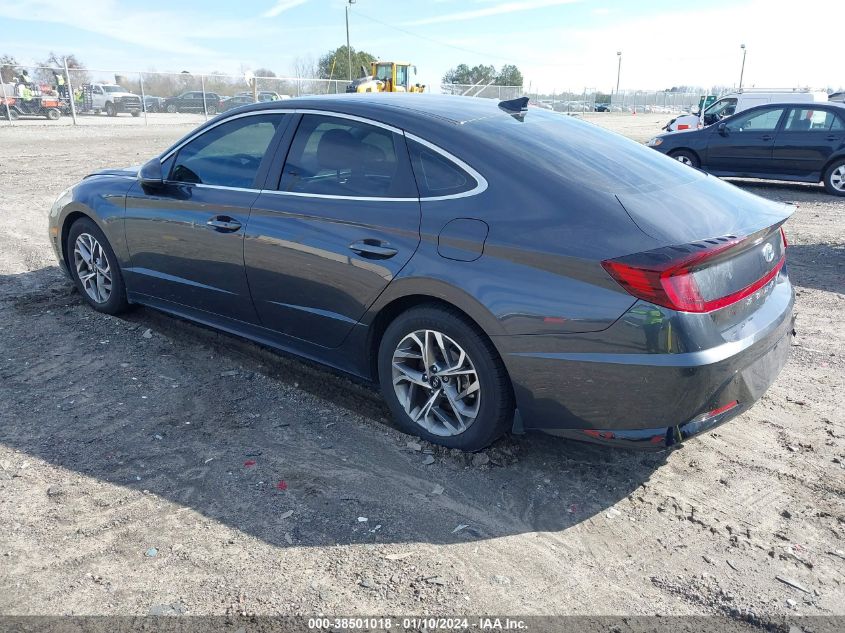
821,153,845,180
668,147,701,164
365,290,509,389
59,209,98,271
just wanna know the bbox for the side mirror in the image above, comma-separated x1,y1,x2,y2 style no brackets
138,157,164,186
718,122,728,136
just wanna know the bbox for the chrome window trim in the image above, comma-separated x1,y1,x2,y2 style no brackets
159,107,488,202
259,190,418,203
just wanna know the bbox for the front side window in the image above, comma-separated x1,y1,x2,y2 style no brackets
374,64,392,81
726,108,785,132
280,114,416,198
407,139,478,198
785,108,844,131
169,114,284,188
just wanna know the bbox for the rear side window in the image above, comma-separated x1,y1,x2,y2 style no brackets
280,114,417,198
169,113,284,188
407,139,477,198
785,108,844,131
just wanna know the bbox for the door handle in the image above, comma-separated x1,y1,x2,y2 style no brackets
206,216,242,232
761,134,773,141
827,135,838,141
349,239,398,259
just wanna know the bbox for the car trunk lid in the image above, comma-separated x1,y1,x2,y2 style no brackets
615,174,794,245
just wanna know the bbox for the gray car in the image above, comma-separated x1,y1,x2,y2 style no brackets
47,94,795,451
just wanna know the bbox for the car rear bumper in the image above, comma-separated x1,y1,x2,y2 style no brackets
499,276,795,449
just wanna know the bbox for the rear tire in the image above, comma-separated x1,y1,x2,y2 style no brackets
131,111,140,117
66,218,129,315
166,104,177,113
670,149,700,168
377,305,513,451
45,108,61,120
822,159,845,197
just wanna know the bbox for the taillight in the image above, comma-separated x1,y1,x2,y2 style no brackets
602,230,786,313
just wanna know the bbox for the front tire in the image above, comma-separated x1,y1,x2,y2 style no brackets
166,104,177,113
669,149,700,168
45,108,61,120
66,218,129,315
378,305,513,451
105,102,116,117
206,105,217,115
823,159,845,197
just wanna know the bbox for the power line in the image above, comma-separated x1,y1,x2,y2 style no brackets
353,10,584,68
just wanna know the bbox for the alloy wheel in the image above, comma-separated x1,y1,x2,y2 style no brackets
73,233,112,304
675,155,693,166
391,329,481,437
831,165,845,192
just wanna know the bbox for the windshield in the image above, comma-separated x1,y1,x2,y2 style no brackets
705,98,738,117
374,64,392,81
103,85,127,93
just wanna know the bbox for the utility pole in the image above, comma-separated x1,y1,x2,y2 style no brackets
345,0,356,82
615,51,622,96
739,44,747,90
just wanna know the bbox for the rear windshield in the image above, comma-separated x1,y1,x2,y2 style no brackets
468,109,702,194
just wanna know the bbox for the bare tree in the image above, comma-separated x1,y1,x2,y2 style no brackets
292,55,318,80
38,52,90,85
1,54,21,83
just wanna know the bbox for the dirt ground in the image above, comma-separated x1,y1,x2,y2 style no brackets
0,114,843,625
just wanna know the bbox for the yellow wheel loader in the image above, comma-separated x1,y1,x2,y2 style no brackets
346,61,426,93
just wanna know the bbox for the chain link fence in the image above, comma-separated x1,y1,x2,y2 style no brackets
440,84,523,100
0,63,709,126
0,65,529,126
609,90,703,114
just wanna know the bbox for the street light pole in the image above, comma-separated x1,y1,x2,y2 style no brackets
616,51,622,96
345,0,356,82
739,44,747,90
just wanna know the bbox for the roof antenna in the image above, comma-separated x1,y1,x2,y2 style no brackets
498,96,529,119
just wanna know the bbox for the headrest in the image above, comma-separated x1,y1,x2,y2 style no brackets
317,128,359,171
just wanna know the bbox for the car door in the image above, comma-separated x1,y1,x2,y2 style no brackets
185,92,202,111
244,112,421,348
124,112,290,323
772,107,845,177
704,106,786,174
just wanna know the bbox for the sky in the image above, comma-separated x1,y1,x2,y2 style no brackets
0,0,840,94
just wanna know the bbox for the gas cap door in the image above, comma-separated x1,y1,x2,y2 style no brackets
437,218,489,262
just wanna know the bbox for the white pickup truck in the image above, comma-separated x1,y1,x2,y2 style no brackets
81,83,142,117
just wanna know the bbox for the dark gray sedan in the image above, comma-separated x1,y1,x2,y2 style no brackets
48,94,795,451
648,102,845,196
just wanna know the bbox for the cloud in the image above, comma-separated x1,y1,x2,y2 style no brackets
0,0,285,60
406,0,580,26
263,0,310,19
